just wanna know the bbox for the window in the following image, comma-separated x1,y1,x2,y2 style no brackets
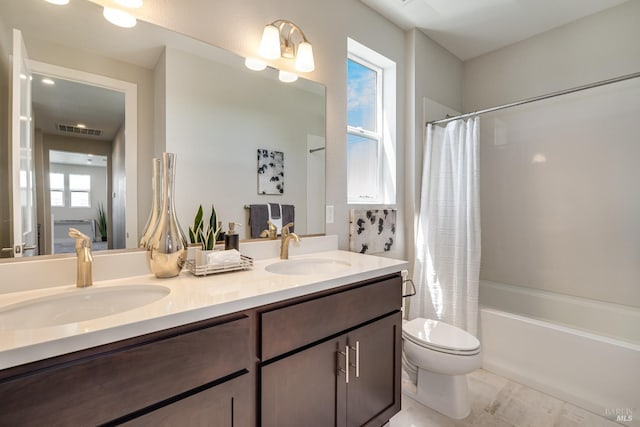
69,174,91,207
347,57,381,201
50,172,65,207
347,38,396,204
49,173,92,208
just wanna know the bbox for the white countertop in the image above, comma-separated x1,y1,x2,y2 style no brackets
0,250,407,370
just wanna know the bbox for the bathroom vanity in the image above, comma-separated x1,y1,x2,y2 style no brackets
0,247,406,426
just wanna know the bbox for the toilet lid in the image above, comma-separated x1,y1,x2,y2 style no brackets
403,318,480,353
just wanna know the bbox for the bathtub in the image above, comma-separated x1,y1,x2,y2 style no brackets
478,280,640,425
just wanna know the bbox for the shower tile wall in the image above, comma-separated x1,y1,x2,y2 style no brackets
478,78,640,309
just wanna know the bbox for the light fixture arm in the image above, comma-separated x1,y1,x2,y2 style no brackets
256,18,315,74
269,19,310,58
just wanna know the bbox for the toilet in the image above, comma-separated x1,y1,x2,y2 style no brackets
402,318,481,419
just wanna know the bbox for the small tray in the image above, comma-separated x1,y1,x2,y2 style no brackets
185,255,254,276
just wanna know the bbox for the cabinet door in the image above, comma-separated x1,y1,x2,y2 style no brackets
261,338,345,427
346,312,401,427
124,373,251,427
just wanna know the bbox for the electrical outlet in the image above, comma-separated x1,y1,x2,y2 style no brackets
326,205,334,224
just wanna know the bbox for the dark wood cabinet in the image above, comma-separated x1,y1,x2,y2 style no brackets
260,277,402,427
0,271,402,427
261,337,342,427
344,312,401,427
0,314,252,426
124,372,251,427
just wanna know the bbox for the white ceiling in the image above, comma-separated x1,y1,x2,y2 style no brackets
32,73,125,141
360,0,630,60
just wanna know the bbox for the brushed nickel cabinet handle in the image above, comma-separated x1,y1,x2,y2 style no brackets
338,345,349,384
349,341,360,378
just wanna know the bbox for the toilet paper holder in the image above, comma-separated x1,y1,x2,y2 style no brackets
401,269,416,298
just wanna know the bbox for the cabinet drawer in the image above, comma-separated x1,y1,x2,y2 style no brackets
0,316,250,426
261,275,401,360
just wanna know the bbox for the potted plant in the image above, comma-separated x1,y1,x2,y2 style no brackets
188,204,221,266
97,203,107,242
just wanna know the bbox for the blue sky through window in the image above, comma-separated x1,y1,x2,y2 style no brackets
347,59,377,132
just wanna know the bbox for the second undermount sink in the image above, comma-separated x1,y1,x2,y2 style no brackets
266,258,351,275
0,285,170,331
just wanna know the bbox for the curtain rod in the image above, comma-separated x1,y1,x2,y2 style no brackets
426,71,640,126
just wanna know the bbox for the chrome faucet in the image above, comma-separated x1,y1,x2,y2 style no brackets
280,222,300,260
260,221,278,239
68,228,93,288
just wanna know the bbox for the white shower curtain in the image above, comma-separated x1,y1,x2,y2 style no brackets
409,117,481,336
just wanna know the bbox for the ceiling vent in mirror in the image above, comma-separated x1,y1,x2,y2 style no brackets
57,124,103,136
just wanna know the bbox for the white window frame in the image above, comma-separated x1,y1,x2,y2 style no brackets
49,172,65,207
347,55,383,202
347,38,396,205
69,173,92,208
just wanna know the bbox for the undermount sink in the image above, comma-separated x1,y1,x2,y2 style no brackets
0,285,170,331
266,258,351,275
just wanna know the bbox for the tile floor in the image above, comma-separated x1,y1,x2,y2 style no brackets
388,369,622,427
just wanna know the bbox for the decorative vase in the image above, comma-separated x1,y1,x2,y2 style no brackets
139,158,161,248
146,152,187,278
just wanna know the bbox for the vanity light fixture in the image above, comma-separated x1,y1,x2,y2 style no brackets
244,57,267,71
278,70,298,83
41,78,55,85
103,7,137,28
44,0,70,5
258,20,315,73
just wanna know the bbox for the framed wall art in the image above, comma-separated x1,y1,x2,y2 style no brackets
257,148,284,195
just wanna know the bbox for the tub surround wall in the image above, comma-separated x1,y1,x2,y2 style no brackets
463,0,640,112
465,3,640,421
464,0,640,308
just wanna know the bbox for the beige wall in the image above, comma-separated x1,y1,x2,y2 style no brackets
463,1,640,112
463,1,640,308
404,29,463,271
123,0,409,257
162,46,325,239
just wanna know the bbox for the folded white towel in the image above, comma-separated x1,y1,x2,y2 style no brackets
206,249,242,266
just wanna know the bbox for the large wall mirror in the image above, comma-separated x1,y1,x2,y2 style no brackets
0,0,326,259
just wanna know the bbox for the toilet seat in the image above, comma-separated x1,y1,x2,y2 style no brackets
403,318,480,356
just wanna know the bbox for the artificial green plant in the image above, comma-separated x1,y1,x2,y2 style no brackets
97,203,107,241
188,204,221,250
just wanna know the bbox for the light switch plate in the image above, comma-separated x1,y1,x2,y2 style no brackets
326,205,334,224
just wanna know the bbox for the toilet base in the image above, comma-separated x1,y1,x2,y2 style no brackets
406,368,471,419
